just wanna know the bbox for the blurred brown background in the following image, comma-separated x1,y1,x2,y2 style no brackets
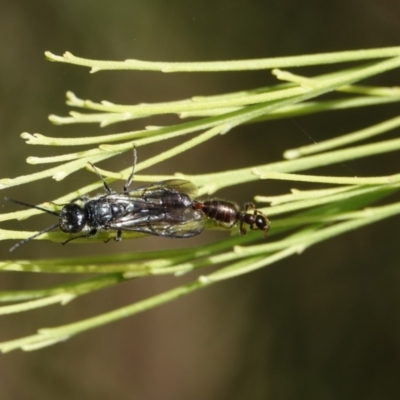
0,1,400,399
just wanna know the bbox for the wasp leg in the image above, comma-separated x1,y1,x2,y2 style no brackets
114,230,123,242
88,162,113,194
62,228,98,245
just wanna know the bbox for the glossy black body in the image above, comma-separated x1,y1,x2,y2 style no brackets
5,178,205,251
59,179,205,242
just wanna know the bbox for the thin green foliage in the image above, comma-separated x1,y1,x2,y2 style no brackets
1,47,400,352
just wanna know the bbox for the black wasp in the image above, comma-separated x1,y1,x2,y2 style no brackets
6,148,270,251
6,148,205,252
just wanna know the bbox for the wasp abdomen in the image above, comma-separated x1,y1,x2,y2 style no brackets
161,192,193,209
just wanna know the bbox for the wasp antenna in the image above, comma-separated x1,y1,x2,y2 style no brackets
9,223,60,252
4,197,60,217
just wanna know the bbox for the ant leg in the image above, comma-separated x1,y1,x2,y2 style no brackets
88,162,113,194
124,145,137,194
244,202,255,231
262,223,270,238
239,220,247,236
244,202,257,230
244,202,255,212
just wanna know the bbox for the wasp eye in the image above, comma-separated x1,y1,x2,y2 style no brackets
59,204,86,233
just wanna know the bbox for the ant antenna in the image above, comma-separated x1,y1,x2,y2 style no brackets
4,197,61,252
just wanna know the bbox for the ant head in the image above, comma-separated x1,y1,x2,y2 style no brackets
254,214,270,236
59,203,86,233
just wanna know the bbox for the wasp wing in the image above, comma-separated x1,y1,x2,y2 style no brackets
106,207,205,238
127,179,198,199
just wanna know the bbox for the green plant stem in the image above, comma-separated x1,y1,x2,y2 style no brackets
1,47,400,351
45,47,400,72
285,115,400,158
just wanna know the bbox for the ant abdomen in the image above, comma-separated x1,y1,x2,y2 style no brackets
193,199,239,228
193,200,270,236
